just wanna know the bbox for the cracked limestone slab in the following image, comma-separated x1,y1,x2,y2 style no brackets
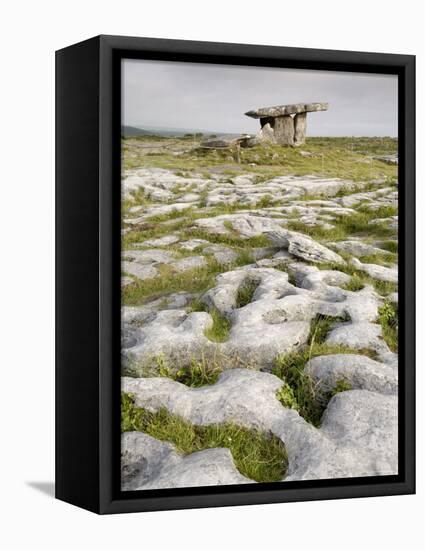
325,321,396,364
122,309,215,373
267,229,346,264
194,213,283,238
126,202,196,223
286,390,398,481
136,235,180,247
332,240,388,258
171,255,207,272
203,244,239,265
305,354,398,395
122,432,250,490
123,369,397,482
350,257,398,283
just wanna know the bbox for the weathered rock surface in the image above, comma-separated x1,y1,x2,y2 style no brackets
267,229,345,264
122,432,250,490
305,354,398,395
350,257,398,283
245,102,329,118
122,369,398,483
195,213,282,238
121,159,399,489
332,240,387,258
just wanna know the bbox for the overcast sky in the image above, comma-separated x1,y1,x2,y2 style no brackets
122,59,398,137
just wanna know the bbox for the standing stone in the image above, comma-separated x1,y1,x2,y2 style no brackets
294,112,307,146
274,116,295,146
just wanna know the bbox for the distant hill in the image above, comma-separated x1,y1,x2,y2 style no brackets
122,124,239,138
122,126,154,137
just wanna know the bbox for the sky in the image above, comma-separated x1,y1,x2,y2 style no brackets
122,59,398,137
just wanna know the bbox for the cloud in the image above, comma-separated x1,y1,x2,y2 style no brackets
122,59,397,137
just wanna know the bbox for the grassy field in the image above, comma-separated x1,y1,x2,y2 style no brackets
122,135,398,183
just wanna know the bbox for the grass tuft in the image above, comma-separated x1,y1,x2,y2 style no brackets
378,300,398,352
342,275,365,291
236,279,259,308
121,393,288,482
272,313,375,426
204,309,231,342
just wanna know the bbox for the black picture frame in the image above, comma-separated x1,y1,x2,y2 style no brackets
56,34,415,514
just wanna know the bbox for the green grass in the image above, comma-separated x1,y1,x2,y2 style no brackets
314,261,398,297
379,240,398,254
271,314,376,426
204,309,231,342
342,275,365,291
374,280,398,296
309,313,350,345
358,253,397,267
378,300,398,352
121,393,288,482
287,207,396,242
122,259,224,305
154,353,222,387
272,344,367,426
181,228,271,249
330,379,353,396
122,136,397,184
236,279,259,308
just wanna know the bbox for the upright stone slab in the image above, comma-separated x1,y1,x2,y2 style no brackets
274,115,295,146
294,112,307,146
245,102,328,147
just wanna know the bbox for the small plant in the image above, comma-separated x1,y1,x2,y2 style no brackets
155,354,173,378
276,383,300,411
379,240,398,254
121,392,146,433
374,280,398,297
378,300,398,352
204,308,231,342
257,194,275,208
223,220,234,232
330,378,352,397
174,356,222,387
308,313,350,346
272,350,324,426
236,278,259,308
342,275,365,292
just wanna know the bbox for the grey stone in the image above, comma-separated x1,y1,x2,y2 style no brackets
326,321,393,362
245,102,329,118
122,309,214,373
272,115,295,146
305,354,398,395
267,229,345,264
333,240,387,258
179,238,210,251
195,213,282,238
350,257,398,283
294,112,307,146
123,370,398,483
122,276,134,287
139,235,180,248
171,255,207,272
122,261,157,280
121,432,250,490
203,245,239,265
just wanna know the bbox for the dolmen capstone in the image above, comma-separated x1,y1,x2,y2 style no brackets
245,102,329,147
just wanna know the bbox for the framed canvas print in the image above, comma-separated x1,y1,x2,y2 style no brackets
56,35,415,514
